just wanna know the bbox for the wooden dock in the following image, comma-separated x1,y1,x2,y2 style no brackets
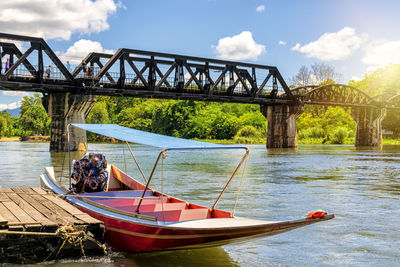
0,187,105,263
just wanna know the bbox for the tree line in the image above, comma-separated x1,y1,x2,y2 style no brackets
0,93,50,138
0,64,399,144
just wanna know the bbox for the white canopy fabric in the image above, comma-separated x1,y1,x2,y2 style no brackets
71,124,247,150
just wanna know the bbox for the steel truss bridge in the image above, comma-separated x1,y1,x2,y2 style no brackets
0,32,398,109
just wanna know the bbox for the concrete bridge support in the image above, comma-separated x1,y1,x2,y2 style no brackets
261,105,304,149
351,107,386,147
43,93,95,152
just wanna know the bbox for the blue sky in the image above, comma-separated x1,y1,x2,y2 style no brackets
1,0,400,109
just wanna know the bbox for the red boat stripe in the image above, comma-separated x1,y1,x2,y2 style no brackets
105,225,270,239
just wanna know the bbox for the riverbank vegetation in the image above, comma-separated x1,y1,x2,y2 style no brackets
0,64,399,145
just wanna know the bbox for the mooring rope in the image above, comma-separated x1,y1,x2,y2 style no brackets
0,225,107,261
123,143,127,175
43,225,107,261
232,155,248,217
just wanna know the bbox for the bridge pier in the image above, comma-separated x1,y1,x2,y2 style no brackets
351,107,386,147
261,105,304,148
43,93,95,152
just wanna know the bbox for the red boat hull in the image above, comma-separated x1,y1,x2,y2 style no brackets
78,206,333,252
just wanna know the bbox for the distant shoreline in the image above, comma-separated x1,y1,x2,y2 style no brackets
0,136,50,142
0,136,400,145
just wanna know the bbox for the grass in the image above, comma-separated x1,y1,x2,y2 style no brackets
0,137,20,142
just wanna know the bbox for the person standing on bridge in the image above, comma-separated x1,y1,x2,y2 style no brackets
82,61,88,78
45,65,51,78
5,58,10,72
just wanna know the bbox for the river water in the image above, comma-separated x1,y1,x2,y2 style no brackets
0,142,399,266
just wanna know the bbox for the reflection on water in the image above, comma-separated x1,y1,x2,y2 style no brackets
0,142,400,266
42,247,238,267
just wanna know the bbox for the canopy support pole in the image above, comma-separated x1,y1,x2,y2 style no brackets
211,148,249,211
125,141,147,183
136,149,167,213
67,123,71,190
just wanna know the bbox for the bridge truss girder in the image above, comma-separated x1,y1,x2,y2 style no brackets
0,32,296,105
290,84,385,109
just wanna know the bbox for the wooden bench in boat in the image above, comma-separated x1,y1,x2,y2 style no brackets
84,189,232,222
83,190,154,199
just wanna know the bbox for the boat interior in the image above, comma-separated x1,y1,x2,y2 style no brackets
80,165,232,222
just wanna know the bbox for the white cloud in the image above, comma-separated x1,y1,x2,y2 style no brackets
214,31,266,61
256,5,265,12
362,40,400,68
2,91,30,97
350,75,362,81
0,101,21,111
292,27,367,61
57,39,114,64
278,40,286,46
0,0,120,40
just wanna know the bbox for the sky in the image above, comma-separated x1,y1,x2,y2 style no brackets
1,0,400,110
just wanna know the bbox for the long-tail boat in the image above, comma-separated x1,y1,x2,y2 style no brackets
40,124,334,252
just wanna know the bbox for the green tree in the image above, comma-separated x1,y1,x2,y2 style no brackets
349,64,400,136
0,115,7,138
86,102,110,124
19,105,50,135
20,93,42,116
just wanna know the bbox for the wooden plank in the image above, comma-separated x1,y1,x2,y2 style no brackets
74,214,102,225
2,201,34,223
17,193,58,226
21,188,36,194
0,202,18,223
0,188,13,193
43,194,86,216
30,194,83,225
31,187,47,195
0,214,8,225
22,193,68,225
0,192,11,202
7,192,55,227
43,194,102,225
11,188,24,194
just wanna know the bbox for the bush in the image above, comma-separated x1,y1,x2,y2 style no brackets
329,127,349,144
235,126,261,138
298,127,325,139
233,126,264,144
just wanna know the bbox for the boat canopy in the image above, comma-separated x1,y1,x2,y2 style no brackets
71,124,247,150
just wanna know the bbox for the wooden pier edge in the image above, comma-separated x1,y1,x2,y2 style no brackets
0,187,105,264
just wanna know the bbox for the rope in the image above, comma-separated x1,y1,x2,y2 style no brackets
0,225,107,261
232,155,248,217
42,225,107,261
123,143,127,175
